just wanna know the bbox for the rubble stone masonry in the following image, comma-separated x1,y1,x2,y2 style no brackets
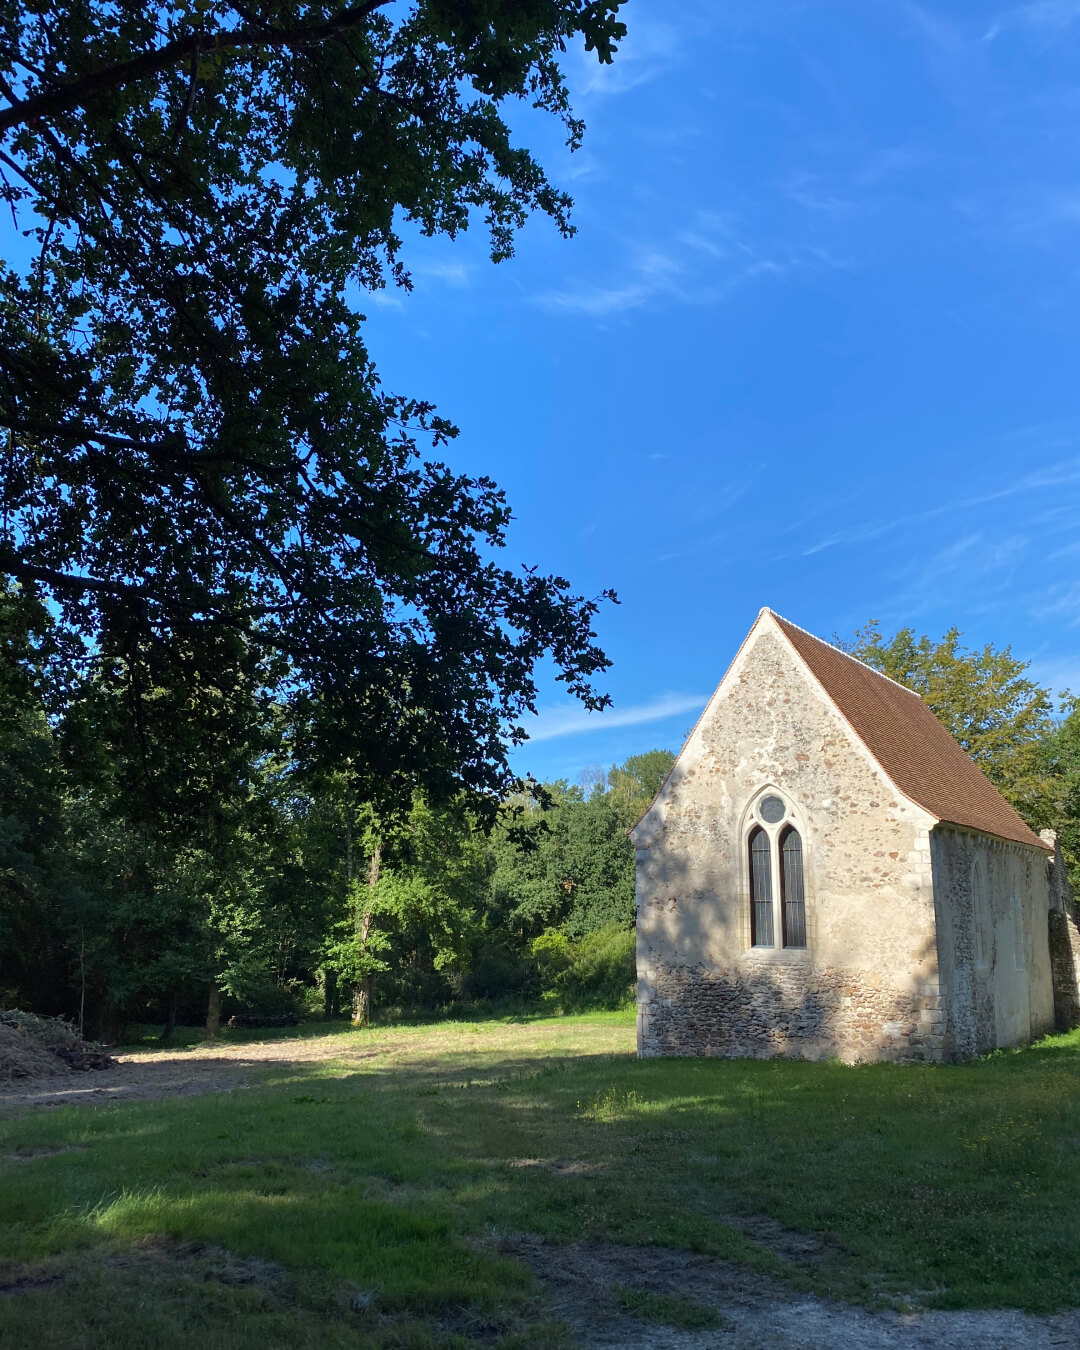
638,961,945,1063
632,612,1054,1064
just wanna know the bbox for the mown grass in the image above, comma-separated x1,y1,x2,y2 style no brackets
2,1012,1080,1348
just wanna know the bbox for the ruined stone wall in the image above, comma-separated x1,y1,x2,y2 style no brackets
1043,829,1080,1031
634,619,942,1064
929,827,1054,1056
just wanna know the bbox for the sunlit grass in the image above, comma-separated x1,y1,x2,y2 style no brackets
2,1016,1080,1347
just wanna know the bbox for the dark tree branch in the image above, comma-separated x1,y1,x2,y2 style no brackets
0,545,164,603
0,0,394,134
169,48,201,151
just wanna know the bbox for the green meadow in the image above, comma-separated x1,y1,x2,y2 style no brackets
2,1013,1079,1348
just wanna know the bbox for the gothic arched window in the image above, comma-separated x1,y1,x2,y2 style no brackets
780,827,806,949
749,826,774,947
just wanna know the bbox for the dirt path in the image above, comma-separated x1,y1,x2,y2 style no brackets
0,1017,631,1114
504,1236,1080,1350
0,1031,390,1113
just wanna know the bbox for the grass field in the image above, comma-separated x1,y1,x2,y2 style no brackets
2,1012,1080,1348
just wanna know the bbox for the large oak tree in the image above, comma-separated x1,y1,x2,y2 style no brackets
0,1,625,814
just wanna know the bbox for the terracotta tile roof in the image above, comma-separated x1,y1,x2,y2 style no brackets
771,612,1049,852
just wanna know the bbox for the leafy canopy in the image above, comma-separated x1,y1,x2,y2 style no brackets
1037,699,1080,892
844,620,1057,818
0,0,626,810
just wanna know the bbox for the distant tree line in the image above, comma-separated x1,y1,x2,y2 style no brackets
0,581,671,1034
3,585,1078,1037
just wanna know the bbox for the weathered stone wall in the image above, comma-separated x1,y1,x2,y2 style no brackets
929,827,1054,1056
633,616,942,1064
1043,829,1080,1031
639,962,943,1062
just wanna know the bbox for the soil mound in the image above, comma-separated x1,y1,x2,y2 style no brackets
0,1012,116,1079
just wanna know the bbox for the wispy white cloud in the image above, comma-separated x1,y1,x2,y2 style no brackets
571,17,683,97
414,260,472,288
783,144,936,227
536,210,838,318
800,456,1080,557
894,532,1030,611
984,1,1080,42
899,1,971,55
524,692,707,743
1031,580,1080,627
855,144,936,187
784,172,862,218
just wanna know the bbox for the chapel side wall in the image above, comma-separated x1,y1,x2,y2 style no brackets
929,827,1054,1055
636,627,942,1064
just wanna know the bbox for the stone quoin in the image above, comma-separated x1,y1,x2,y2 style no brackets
632,609,1078,1063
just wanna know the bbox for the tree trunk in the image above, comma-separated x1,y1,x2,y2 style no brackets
323,967,339,1021
77,931,87,1038
160,991,178,1042
350,906,374,1026
205,982,221,1039
350,841,380,1027
351,973,371,1027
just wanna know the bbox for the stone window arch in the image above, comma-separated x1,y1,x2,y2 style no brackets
745,791,807,951
749,826,774,946
780,826,807,949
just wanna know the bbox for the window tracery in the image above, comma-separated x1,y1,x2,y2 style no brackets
746,792,806,950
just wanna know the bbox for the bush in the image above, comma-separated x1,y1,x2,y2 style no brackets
375,964,455,1014
222,981,301,1020
458,943,538,1002
532,924,634,1012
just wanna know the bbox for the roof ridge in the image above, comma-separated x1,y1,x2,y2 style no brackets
764,608,923,700
770,610,1049,852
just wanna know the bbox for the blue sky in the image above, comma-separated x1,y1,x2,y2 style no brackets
362,0,1080,785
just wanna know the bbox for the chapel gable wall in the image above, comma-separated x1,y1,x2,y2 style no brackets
636,623,942,1063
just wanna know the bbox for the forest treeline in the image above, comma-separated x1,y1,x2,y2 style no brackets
2,583,1079,1038
0,581,673,1035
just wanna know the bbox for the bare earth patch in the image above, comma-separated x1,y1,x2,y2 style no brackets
499,1236,1080,1350
0,1031,388,1113
0,1017,633,1114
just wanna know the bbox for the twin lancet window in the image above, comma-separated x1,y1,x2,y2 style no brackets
748,794,806,949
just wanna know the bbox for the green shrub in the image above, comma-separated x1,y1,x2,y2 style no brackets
458,943,538,1002
375,964,455,1014
223,982,301,1019
532,924,634,1012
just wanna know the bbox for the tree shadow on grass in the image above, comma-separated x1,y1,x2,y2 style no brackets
4,1032,1080,1324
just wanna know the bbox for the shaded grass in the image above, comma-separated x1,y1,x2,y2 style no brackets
115,1006,629,1053
2,1015,1080,1347
613,1284,726,1330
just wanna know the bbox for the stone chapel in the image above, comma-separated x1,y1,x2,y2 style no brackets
633,608,1078,1063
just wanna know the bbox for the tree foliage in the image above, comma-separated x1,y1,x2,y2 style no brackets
0,0,626,811
1,587,657,1029
844,620,1056,819
1038,699,1080,893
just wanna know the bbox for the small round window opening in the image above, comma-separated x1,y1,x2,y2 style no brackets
759,795,786,824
